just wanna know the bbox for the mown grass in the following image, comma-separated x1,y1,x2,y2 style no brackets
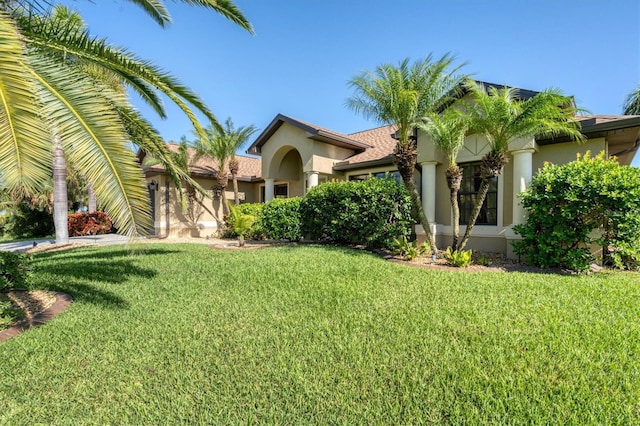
0,244,638,424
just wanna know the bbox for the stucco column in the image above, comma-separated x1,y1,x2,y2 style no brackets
264,178,275,202
420,162,437,226
512,149,535,225
307,171,319,193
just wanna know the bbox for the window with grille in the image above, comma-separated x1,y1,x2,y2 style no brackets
458,162,498,225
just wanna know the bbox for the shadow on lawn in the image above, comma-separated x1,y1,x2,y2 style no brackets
29,247,182,308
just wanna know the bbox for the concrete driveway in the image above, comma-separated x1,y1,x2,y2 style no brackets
0,234,130,253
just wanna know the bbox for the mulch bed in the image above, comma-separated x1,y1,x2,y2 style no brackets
0,291,72,343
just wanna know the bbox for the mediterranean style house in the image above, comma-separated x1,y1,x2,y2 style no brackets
142,83,640,257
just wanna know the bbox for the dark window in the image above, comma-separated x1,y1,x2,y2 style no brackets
458,163,498,225
349,171,402,183
274,184,288,199
260,183,289,202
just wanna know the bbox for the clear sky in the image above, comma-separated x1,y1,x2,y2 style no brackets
61,0,639,164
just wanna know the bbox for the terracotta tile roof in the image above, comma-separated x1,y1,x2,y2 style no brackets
145,143,262,180
575,114,639,125
338,124,398,165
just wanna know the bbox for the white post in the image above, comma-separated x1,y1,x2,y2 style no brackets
512,149,534,225
264,178,275,202
307,172,319,193
420,162,437,225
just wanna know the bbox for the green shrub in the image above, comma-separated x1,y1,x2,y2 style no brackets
224,203,265,240
443,247,473,268
3,202,54,239
0,252,31,291
513,152,640,271
261,198,303,241
300,178,413,249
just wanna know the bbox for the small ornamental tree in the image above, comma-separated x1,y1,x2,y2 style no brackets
513,152,640,271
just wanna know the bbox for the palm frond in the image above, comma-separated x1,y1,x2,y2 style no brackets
623,86,640,115
173,0,253,33
0,11,51,194
125,0,171,27
29,53,151,236
17,18,216,137
419,108,468,168
347,54,467,146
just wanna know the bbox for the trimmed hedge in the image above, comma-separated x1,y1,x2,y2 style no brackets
300,178,413,249
262,198,303,241
513,152,640,271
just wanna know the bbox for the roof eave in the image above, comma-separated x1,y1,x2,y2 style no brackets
537,116,640,145
333,155,394,171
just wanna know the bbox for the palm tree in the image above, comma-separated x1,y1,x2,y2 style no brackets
418,108,469,248
192,118,257,216
223,119,258,206
0,1,252,238
346,55,466,253
456,80,584,251
623,85,640,115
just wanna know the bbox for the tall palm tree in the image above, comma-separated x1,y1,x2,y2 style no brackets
456,80,584,251
418,108,469,248
223,119,258,206
192,118,257,216
623,85,640,115
0,1,252,238
346,54,466,253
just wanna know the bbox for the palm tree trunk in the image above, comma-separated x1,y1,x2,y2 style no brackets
52,136,69,244
405,180,437,254
394,142,437,254
218,172,230,217
456,178,490,251
446,166,463,249
450,187,460,249
232,172,239,206
87,183,97,212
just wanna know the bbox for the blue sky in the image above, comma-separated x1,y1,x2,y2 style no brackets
61,0,639,164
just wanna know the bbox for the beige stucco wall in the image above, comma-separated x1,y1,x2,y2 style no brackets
148,175,260,238
533,138,606,172
261,123,355,178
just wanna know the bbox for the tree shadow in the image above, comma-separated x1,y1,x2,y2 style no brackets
28,247,183,308
45,280,129,309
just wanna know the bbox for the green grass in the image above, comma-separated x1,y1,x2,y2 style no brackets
1,244,638,424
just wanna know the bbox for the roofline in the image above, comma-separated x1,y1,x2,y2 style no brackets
333,155,394,171
537,115,640,144
246,113,371,155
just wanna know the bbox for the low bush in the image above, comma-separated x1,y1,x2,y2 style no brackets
392,235,430,260
0,251,31,291
3,202,54,239
443,247,473,268
300,178,413,249
262,198,303,241
223,203,265,240
67,212,114,237
514,152,640,271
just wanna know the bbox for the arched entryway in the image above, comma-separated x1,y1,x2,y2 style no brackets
263,146,304,201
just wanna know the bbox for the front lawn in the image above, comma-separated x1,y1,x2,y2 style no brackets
1,244,638,424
